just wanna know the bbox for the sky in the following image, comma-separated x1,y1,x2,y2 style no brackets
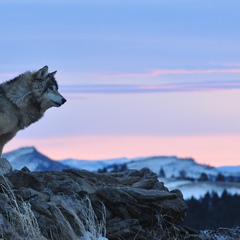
1,0,240,166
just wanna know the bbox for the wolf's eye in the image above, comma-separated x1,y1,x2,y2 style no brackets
48,86,54,91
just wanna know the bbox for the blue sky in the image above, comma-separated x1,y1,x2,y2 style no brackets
1,0,240,166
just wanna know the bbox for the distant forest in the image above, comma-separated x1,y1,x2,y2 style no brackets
183,190,240,229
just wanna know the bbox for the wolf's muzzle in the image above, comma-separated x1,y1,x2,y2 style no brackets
52,97,66,107
62,98,67,105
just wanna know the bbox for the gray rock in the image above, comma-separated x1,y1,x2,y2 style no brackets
0,159,191,239
0,158,12,175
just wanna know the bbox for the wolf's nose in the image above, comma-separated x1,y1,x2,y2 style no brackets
62,98,67,104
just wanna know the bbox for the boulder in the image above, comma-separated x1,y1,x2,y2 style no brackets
0,158,12,175
0,160,189,239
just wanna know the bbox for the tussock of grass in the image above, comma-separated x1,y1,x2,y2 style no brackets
81,197,107,239
0,176,46,239
56,195,107,240
0,176,107,240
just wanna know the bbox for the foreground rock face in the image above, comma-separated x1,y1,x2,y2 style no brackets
0,158,190,239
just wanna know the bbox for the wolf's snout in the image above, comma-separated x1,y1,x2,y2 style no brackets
62,97,67,105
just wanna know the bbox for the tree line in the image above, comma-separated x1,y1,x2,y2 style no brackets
183,190,240,229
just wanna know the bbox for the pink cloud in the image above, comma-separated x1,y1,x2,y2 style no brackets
98,68,240,78
61,80,240,94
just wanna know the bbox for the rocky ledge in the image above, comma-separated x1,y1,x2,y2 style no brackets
0,158,208,239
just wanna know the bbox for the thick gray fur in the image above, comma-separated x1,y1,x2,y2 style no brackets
0,66,66,156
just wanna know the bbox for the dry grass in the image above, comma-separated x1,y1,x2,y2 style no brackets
0,176,108,240
79,197,107,239
0,176,46,240
56,195,107,240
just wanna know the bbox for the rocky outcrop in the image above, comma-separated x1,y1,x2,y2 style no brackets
0,158,191,239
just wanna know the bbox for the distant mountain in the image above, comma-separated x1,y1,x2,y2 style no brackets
2,147,129,172
3,147,240,179
62,156,221,179
60,156,217,179
2,147,66,171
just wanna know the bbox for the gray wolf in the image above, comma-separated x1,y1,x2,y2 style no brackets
0,66,66,157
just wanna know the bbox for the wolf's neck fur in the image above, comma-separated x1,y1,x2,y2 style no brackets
3,72,43,129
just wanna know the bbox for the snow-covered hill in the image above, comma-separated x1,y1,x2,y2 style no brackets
3,147,240,179
61,157,129,172
217,165,240,175
126,156,219,179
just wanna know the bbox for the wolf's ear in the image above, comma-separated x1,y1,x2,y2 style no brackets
36,66,49,79
48,71,57,78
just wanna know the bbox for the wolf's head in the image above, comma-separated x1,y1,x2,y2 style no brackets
33,66,66,112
